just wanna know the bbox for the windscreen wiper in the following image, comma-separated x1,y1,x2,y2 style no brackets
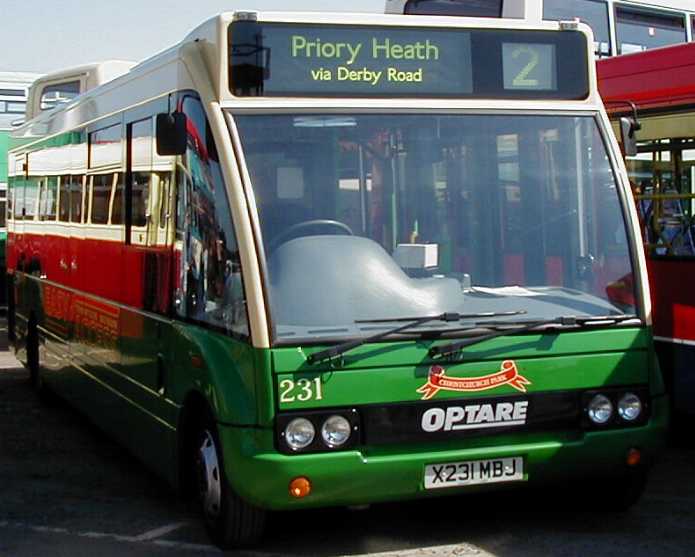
306,310,527,365
428,314,640,359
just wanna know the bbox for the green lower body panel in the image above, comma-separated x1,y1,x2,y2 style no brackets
221,394,667,511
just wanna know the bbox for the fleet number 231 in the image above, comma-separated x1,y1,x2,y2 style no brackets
279,378,323,403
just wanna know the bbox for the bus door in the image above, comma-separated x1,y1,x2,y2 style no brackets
120,110,175,401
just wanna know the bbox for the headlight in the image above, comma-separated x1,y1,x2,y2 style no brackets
587,394,613,424
321,415,351,448
284,418,315,450
618,393,642,421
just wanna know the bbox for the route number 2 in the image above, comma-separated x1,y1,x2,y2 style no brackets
512,45,540,88
280,378,323,403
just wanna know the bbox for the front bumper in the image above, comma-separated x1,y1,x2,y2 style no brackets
220,394,668,511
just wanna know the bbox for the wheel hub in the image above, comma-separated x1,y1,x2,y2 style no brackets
197,431,222,518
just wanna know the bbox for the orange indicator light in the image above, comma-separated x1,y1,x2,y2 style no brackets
626,448,641,467
289,476,312,498
190,355,204,368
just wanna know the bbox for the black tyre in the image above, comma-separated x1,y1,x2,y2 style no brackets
577,467,648,512
193,413,266,549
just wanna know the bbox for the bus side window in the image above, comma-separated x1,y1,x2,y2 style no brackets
42,177,58,221
0,187,7,228
130,118,153,229
91,173,112,224
175,95,249,338
70,176,83,223
59,176,70,222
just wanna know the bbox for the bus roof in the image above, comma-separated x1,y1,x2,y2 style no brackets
25,60,136,120
597,42,695,112
0,71,41,87
13,11,599,143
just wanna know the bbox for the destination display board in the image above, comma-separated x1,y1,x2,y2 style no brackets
228,22,589,99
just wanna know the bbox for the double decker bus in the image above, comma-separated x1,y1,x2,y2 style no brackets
1,72,40,306
387,0,695,57
598,42,695,421
8,11,666,548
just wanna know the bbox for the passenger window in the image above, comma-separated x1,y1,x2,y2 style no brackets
130,119,153,227
625,137,695,258
59,176,70,222
41,176,58,221
91,173,114,224
89,124,122,168
158,172,170,230
616,8,686,54
70,176,83,223
12,180,23,221
175,95,249,338
24,177,39,220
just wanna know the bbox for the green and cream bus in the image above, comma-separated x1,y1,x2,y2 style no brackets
8,10,667,548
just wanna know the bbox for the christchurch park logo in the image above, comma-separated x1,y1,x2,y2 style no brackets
416,360,531,400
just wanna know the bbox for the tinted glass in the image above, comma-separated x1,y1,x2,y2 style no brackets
404,0,501,16
174,96,248,337
616,8,686,54
235,113,635,343
544,0,610,56
0,89,24,97
40,80,80,111
90,124,122,168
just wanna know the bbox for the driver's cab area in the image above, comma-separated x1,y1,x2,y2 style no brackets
243,115,445,278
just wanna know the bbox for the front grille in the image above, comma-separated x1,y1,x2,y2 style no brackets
360,391,582,445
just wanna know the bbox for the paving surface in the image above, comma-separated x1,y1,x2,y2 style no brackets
1,338,694,556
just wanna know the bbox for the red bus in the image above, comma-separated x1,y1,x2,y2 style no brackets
598,42,695,420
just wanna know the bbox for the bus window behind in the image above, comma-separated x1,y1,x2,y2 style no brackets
404,0,502,17
616,7,687,54
543,0,611,57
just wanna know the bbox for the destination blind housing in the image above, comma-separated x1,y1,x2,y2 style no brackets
228,21,589,99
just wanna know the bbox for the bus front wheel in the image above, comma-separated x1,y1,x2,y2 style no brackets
194,415,266,548
604,467,648,511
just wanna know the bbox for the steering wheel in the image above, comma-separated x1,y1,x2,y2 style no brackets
268,219,354,252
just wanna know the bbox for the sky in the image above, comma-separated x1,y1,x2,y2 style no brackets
2,0,381,74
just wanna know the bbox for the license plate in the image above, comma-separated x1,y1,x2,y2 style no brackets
424,457,524,489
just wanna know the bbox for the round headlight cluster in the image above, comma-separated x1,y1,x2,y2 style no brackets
283,414,353,451
587,394,613,424
284,418,315,451
321,415,351,448
618,393,642,422
587,392,643,426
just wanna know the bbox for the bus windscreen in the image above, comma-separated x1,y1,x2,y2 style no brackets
228,22,589,99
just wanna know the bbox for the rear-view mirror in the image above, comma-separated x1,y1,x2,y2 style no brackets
620,116,639,157
156,112,187,156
